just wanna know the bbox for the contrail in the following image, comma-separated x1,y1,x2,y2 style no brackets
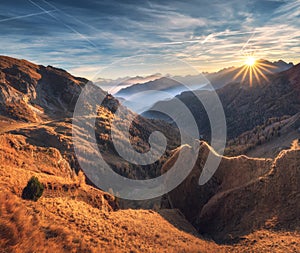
41,0,143,47
41,0,103,34
241,31,256,53
159,30,258,47
0,10,57,23
27,0,99,49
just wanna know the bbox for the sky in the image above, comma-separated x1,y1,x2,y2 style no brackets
0,0,299,79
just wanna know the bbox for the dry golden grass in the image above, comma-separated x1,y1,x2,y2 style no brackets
0,191,94,253
224,230,300,253
0,131,299,252
36,197,225,253
0,132,222,252
1,186,299,253
0,133,74,180
0,189,226,253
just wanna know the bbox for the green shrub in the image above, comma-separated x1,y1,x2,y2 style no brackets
22,176,44,201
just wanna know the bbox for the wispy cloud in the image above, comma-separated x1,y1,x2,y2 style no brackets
0,0,299,78
0,9,57,23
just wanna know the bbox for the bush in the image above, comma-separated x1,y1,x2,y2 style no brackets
22,176,44,201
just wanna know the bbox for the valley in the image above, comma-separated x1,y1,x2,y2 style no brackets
0,55,299,252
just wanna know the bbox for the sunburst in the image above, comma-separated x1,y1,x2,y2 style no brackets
233,56,277,87
245,56,256,67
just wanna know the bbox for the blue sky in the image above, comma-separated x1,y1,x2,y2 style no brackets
0,0,299,78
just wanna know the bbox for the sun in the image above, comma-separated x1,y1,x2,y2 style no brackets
245,56,256,67
232,56,277,87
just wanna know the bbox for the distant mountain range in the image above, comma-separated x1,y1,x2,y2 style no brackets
110,59,294,113
205,59,293,89
100,60,293,96
144,62,300,155
115,77,200,113
95,73,162,94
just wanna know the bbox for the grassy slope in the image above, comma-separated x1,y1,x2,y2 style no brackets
0,133,299,252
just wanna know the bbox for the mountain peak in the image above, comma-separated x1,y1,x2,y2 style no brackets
0,56,91,122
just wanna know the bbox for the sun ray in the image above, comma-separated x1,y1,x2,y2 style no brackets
233,65,248,80
258,62,277,69
233,55,278,87
249,67,253,86
252,66,261,83
228,55,278,87
257,64,273,74
241,66,249,83
254,66,269,82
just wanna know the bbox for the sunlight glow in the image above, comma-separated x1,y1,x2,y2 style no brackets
232,56,277,87
245,56,256,67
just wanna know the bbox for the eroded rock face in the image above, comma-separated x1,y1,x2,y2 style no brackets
0,56,89,121
162,141,300,242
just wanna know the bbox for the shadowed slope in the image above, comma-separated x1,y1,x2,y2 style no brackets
162,141,300,242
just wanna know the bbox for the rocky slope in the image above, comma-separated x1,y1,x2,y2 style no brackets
1,129,299,252
0,56,209,252
162,141,300,242
0,55,88,122
145,63,300,144
0,55,180,183
0,55,299,252
0,132,220,253
225,113,300,157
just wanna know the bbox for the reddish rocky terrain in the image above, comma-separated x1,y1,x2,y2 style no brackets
0,56,299,252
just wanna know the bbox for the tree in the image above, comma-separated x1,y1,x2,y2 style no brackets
22,176,44,201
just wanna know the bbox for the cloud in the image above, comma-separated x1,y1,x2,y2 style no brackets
0,0,299,78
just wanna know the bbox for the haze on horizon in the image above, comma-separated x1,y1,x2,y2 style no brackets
0,0,299,79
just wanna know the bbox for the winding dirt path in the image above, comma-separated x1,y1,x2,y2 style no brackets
0,116,53,134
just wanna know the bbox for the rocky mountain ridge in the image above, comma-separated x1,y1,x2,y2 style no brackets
145,63,300,151
0,55,299,252
162,141,300,242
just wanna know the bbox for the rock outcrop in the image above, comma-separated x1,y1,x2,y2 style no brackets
162,141,300,242
0,55,90,121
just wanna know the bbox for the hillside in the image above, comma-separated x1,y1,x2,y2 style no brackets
162,141,300,243
0,56,299,252
0,55,88,122
1,128,299,252
1,129,299,252
0,55,180,184
145,63,300,149
0,132,219,252
225,113,300,157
